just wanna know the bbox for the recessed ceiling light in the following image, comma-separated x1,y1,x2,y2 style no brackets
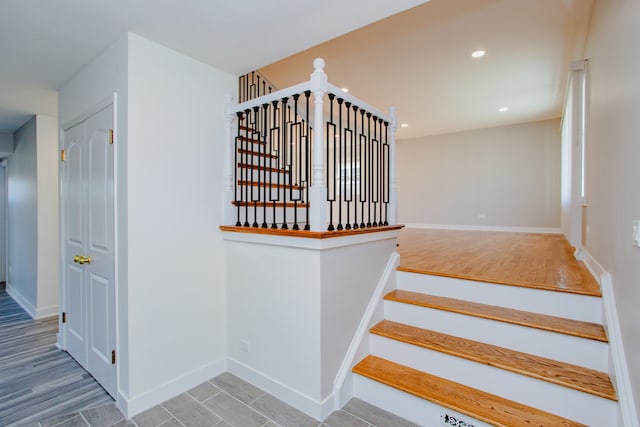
400,123,409,128
498,106,509,112
341,87,349,93
471,50,486,58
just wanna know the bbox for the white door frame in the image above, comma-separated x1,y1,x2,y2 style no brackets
58,93,120,399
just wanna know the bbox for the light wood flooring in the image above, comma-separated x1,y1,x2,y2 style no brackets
397,228,601,296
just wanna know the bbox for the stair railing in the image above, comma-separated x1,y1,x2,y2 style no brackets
223,58,397,232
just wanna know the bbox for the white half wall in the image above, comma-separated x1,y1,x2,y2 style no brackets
224,230,400,420
583,0,640,423
397,119,561,229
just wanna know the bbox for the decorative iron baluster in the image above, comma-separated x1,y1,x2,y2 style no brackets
336,97,344,230
344,102,352,230
251,106,260,227
261,103,269,228
383,120,390,226
326,94,336,231
270,100,279,229
359,108,366,229
281,97,289,229
366,112,372,227
291,94,301,230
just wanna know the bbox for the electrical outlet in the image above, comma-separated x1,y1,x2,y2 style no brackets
633,220,640,247
239,339,249,352
441,412,476,427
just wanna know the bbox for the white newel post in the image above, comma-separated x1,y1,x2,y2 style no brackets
389,106,398,225
309,58,328,231
223,93,235,226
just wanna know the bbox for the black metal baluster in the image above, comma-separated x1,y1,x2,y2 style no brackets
235,112,244,226
326,94,336,231
383,120,390,226
337,97,344,231
281,97,289,229
291,94,301,230
359,109,366,229
251,106,260,227
352,105,359,229
344,102,352,230
304,90,311,230
262,104,269,228
270,100,279,229
372,115,379,227
366,112,372,227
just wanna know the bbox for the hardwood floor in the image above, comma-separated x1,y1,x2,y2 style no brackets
0,288,112,426
397,228,601,296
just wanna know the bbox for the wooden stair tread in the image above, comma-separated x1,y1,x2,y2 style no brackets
237,180,302,190
237,135,265,145
353,355,587,427
237,163,287,173
232,201,308,208
371,320,616,401
385,290,607,342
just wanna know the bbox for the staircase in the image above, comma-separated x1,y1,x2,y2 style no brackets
351,268,618,426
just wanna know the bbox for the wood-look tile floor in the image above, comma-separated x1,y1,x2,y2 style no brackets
0,286,113,427
2,286,413,427
34,374,416,427
397,228,601,296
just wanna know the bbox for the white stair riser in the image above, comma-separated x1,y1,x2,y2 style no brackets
237,169,297,183
384,301,608,371
370,335,617,426
397,271,602,323
352,374,494,427
236,186,303,201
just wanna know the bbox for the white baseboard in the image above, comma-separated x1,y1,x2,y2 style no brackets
6,282,36,318
227,358,333,422
579,249,639,427
35,304,58,319
403,223,562,234
117,358,227,418
332,252,400,410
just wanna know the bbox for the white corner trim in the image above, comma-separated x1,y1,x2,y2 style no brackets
332,251,400,409
579,249,639,427
227,358,334,421
6,282,36,319
117,358,227,418
601,273,640,427
403,223,563,234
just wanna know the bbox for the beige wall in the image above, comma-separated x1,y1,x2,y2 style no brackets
397,119,561,229
583,0,640,417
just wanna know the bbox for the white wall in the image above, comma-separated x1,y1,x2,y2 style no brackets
0,132,13,157
125,33,235,408
35,115,59,316
5,116,59,318
397,119,561,230
59,32,236,416
583,0,640,420
7,118,38,310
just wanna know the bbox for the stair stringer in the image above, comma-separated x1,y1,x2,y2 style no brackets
332,251,400,410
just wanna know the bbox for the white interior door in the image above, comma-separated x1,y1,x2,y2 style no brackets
62,104,116,397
